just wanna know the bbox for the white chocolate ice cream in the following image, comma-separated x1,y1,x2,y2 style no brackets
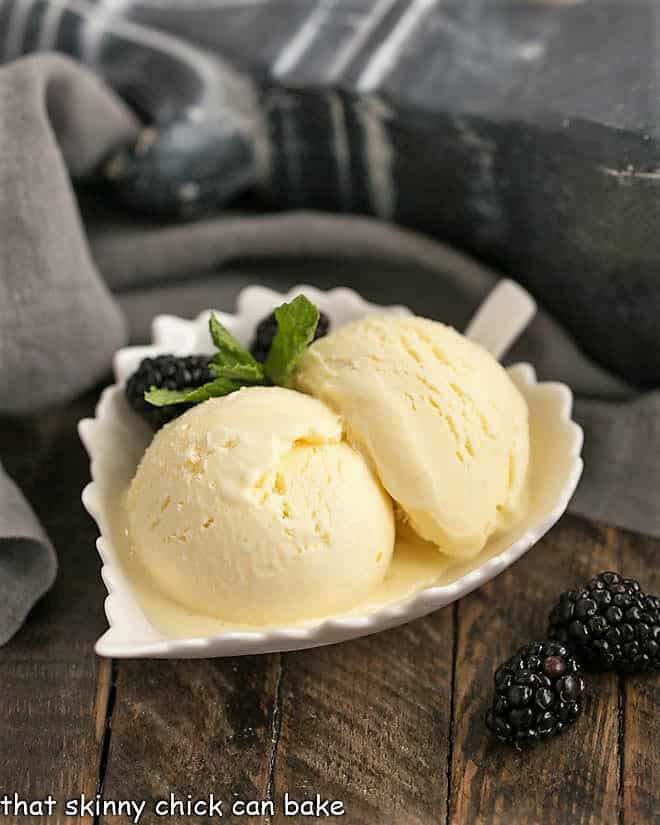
294,315,529,558
126,386,395,623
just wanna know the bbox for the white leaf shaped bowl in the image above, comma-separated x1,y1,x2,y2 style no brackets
79,283,583,658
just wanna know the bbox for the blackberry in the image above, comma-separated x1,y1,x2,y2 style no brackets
250,309,331,362
125,354,213,430
548,572,660,673
485,642,585,745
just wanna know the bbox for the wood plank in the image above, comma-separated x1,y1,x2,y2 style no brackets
270,611,454,825
0,392,110,825
619,528,660,825
99,655,281,824
449,516,621,825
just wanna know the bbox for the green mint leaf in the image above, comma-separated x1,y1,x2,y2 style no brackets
209,313,258,367
264,295,320,385
143,300,320,412
145,377,242,407
209,360,264,383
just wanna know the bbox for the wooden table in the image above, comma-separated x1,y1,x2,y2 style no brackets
1,390,658,825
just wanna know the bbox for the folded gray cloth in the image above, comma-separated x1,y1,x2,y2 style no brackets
1,55,659,644
0,55,138,414
0,464,57,646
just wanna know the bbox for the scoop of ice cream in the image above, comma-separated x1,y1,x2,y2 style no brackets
294,315,529,559
126,386,394,623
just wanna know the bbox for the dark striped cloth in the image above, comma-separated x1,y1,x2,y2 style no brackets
1,0,660,385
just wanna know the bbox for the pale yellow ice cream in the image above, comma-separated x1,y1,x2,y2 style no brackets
126,386,395,623
294,315,529,559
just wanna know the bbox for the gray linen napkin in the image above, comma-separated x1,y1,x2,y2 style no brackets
1,55,658,645
0,464,57,646
0,54,138,414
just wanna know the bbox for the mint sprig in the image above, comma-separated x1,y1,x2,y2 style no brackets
209,360,264,383
144,296,321,410
145,377,243,407
208,313,265,382
208,314,262,371
264,295,320,386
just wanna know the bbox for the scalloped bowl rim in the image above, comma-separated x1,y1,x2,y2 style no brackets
79,284,583,658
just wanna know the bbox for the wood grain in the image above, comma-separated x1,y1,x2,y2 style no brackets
270,611,455,825
448,517,622,825
618,529,660,825
0,393,110,825
99,655,281,824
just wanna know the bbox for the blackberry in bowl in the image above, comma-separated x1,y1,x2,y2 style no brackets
125,354,213,430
